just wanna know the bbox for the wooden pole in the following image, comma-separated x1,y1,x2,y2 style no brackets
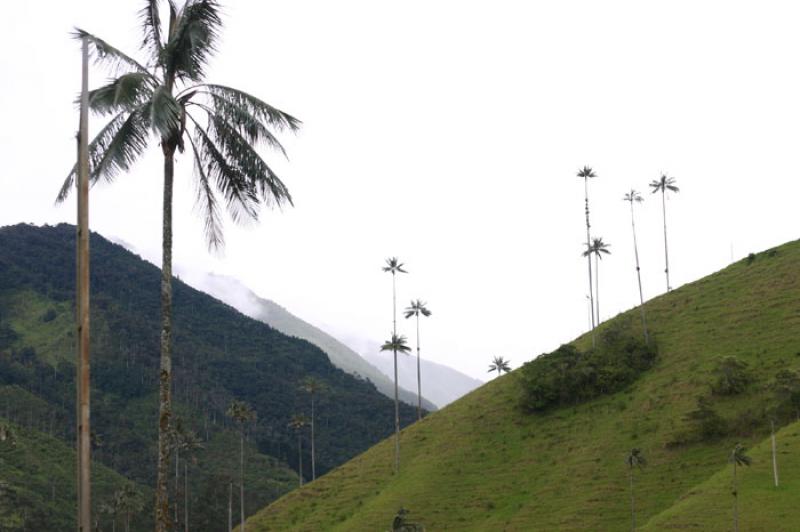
76,35,92,532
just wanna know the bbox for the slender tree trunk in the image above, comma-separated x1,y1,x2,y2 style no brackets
771,420,779,487
393,346,400,473
629,201,649,344
416,314,422,421
184,462,189,532
595,253,600,326
584,178,596,346
297,433,303,487
156,151,175,532
228,482,232,532
310,393,316,481
629,466,636,531
661,190,671,292
76,35,92,532
175,448,179,528
240,428,245,532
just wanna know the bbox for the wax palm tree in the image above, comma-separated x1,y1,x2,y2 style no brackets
730,443,752,532
383,257,408,336
404,299,432,420
626,448,646,531
623,190,649,344
226,399,256,532
174,425,203,532
583,237,611,324
115,485,144,532
649,174,679,291
488,356,511,377
577,166,598,345
299,377,326,481
288,414,309,487
55,4,299,528
381,333,411,473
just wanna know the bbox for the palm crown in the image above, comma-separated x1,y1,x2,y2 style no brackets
488,356,511,374
382,257,408,275
623,189,644,204
583,237,611,259
626,448,646,469
403,299,431,319
577,166,596,179
57,0,300,249
649,174,679,195
381,334,412,354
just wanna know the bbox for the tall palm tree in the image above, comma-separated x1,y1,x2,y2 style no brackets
488,356,511,377
626,448,646,531
226,399,256,532
56,4,299,528
299,377,325,481
649,174,679,291
288,414,309,487
404,299,432,420
730,443,752,532
583,237,611,325
623,190,649,344
577,166,598,345
383,257,408,336
381,333,411,473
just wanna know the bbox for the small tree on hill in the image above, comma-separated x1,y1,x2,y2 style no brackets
730,443,752,532
626,448,646,531
299,377,326,481
404,299,432,420
712,356,752,396
649,174,679,291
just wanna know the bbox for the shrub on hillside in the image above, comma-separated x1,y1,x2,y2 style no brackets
711,356,752,396
684,396,727,439
772,369,800,421
517,323,657,413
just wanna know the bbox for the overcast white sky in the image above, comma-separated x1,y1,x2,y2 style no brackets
2,1,800,380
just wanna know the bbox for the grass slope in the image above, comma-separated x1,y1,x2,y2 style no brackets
245,241,800,531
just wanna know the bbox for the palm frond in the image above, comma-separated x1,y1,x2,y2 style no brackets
144,85,182,139
185,130,224,250
163,0,222,82
88,72,156,116
577,166,596,179
198,84,301,131
380,334,411,354
139,0,167,64
73,28,151,75
57,109,150,203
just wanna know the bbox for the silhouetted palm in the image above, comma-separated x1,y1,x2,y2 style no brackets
226,400,256,532
730,443,752,532
404,299,432,420
56,4,299,527
626,448,646,531
623,190,649,344
649,174,679,291
381,333,411,472
299,377,325,481
288,414,310,487
383,257,408,336
577,166,598,345
488,356,511,377
583,237,611,324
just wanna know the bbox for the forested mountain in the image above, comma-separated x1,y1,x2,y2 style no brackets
185,273,437,410
0,223,420,530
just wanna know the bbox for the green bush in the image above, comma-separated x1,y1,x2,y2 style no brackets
684,396,727,439
711,356,752,395
517,323,656,413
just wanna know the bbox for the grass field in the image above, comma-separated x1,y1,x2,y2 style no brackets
245,240,800,531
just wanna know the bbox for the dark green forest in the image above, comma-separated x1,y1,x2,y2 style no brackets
0,223,420,530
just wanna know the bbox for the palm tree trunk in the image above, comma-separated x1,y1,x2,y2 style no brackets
156,152,175,532
416,314,422,421
584,177,596,346
771,420,779,487
393,347,400,473
595,253,600,326
227,482,232,532
240,428,245,532
629,466,636,531
184,462,189,532
630,202,649,344
310,394,316,481
661,189,670,292
175,448,179,528
297,433,303,487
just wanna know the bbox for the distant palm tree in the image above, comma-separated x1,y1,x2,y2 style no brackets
226,400,256,532
383,257,408,336
0,424,15,451
649,174,680,291
583,237,611,325
488,356,511,377
55,4,300,527
623,190,649,344
730,443,752,532
577,166,598,345
626,448,646,531
404,299,432,420
299,377,325,481
288,414,310,487
381,333,412,473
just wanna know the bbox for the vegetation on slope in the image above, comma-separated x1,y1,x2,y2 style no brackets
246,240,800,531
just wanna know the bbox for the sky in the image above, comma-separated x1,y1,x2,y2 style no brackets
2,1,800,381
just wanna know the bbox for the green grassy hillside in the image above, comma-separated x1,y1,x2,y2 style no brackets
246,241,800,531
